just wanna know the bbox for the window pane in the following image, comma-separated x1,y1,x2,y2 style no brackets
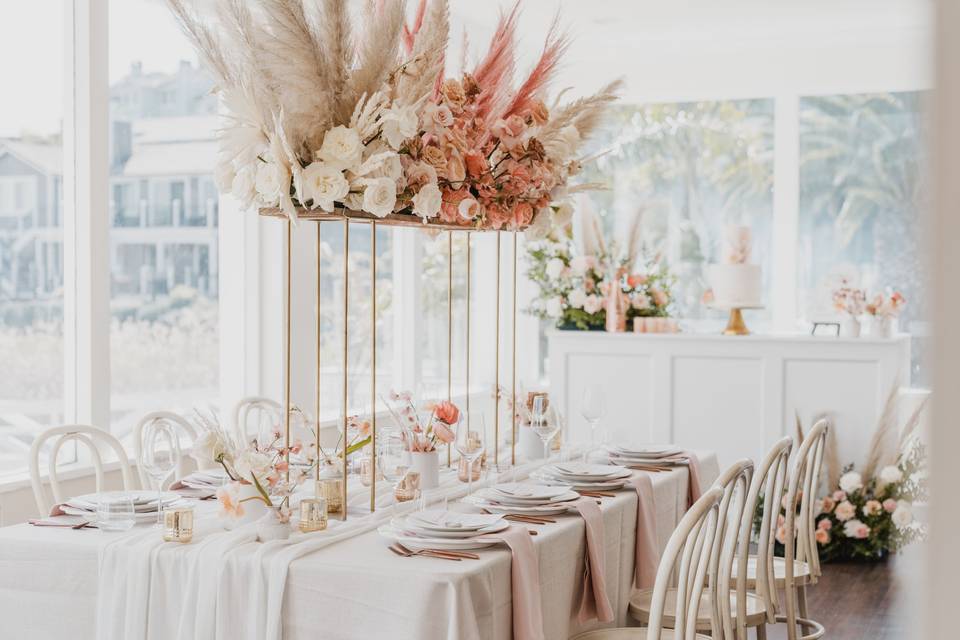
797,92,929,383
0,4,65,478
578,100,775,322
108,0,220,438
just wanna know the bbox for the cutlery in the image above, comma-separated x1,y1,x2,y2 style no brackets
389,544,462,561
577,490,616,498
627,465,668,472
504,514,556,524
395,543,480,560
72,520,93,529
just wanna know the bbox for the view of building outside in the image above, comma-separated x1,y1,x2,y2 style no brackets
798,91,930,383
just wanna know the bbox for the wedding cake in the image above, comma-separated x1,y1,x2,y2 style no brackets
708,226,762,307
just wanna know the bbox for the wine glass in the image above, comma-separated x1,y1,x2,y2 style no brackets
455,413,486,498
142,420,180,526
531,405,561,461
580,385,606,457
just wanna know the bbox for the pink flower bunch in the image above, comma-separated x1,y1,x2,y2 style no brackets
832,283,867,316
386,390,461,453
865,290,906,318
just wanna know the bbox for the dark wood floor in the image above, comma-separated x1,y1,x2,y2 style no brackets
766,558,906,639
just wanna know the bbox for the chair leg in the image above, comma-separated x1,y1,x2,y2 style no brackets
756,624,767,640
797,585,809,619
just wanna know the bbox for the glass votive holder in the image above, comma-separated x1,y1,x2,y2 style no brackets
317,477,344,515
298,497,328,533
162,507,194,543
394,470,421,503
458,451,484,482
359,455,384,487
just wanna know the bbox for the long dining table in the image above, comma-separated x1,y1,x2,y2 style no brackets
0,450,718,640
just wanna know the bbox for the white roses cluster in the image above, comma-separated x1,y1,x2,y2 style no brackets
838,471,863,494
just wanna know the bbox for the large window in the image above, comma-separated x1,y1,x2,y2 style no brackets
0,4,65,477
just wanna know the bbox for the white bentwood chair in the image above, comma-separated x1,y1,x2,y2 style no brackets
572,485,725,640
133,411,199,489
29,425,136,517
629,459,767,639
232,396,282,448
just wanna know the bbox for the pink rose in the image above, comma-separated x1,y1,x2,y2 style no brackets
821,496,836,513
834,500,856,521
862,500,882,517
510,202,534,228
464,150,489,177
422,103,454,132
817,518,832,531
485,203,512,229
832,490,847,502
492,114,527,148
815,529,830,545
444,151,466,183
883,498,898,513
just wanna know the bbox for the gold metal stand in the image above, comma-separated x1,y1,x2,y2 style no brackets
369,221,377,512
446,230,453,467
341,220,350,519
493,233,501,467
315,224,322,486
511,231,517,466
722,308,750,336
284,220,292,481
465,232,471,429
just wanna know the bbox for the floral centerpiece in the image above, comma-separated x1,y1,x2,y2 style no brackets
383,390,459,488
831,279,867,337
865,289,905,338
168,0,620,233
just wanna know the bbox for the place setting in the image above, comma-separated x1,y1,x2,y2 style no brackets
31,490,184,530
605,443,689,471
377,508,508,560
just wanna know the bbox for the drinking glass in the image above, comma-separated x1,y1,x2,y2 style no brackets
580,385,606,456
142,421,180,526
532,405,561,461
96,492,136,531
455,413,486,498
379,431,408,514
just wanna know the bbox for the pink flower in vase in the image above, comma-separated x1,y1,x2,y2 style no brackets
883,498,898,513
432,421,455,444
821,496,836,513
815,529,830,545
832,490,847,502
817,518,833,531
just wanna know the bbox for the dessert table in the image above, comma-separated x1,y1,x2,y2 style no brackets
0,452,718,640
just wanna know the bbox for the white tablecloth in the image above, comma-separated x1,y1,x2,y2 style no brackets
0,452,718,640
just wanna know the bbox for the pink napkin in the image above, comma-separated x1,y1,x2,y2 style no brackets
570,497,615,624
681,451,704,508
626,472,659,589
479,524,545,640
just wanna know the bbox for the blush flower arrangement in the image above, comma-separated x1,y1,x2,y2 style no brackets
831,280,867,317
169,0,621,233
383,390,459,452
865,289,906,319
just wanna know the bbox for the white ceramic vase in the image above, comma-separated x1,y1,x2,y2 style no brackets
840,316,861,338
519,426,546,460
869,316,895,339
255,509,291,542
410,450,440,489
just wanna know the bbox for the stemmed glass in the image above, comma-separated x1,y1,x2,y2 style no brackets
455,413,486,498
378,430,408,514
142,420,180,526
531,404,561,461
580,385,606,457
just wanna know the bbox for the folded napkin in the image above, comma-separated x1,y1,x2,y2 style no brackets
680,451,704,508
569,497,615,624
626,472,659,589
477,524,546,640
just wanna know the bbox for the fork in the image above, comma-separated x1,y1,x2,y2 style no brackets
389,544,463,561
393,543,481,560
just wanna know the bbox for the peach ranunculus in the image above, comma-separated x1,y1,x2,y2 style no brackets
432,420,455,445
821,496,836,513
464,150,489,178
862,500,882,517
834,500,856,521
883,498,898,513
817,518,833,531
434,400,460,425
814,529,830,545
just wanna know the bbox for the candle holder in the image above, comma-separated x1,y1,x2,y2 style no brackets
162,507,194,543
458,449,486,482
299,497,328,533
394,471,421,503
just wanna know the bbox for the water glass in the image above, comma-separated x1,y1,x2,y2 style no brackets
580,385,606,455
96,493,136,532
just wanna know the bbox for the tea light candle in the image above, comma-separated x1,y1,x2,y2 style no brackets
162,507,194,543
299,497,328,533
316,478,344,515
394,470,421,502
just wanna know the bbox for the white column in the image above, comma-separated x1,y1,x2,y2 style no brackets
62,0,110,428
771,94,800,331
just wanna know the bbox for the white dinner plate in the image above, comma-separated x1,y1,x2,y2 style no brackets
464,495,575,516
68,491,180,511
407,510,505,532
393,516,509,539
477,488,580,507
529,472,627,491
378,524,500,550
606,444,682,458
543,464,632,481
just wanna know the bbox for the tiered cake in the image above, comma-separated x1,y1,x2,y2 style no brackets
708,226,762,307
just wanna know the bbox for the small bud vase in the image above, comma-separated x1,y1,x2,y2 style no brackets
409,450,440,489
256,508,291,542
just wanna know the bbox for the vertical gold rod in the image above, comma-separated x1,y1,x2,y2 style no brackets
284,220,292,482
370,222,377,512
315,224,322,483
446,230,453,467
494,232,501,467
511,230,517,466
341,220,350,520
466,232,472,429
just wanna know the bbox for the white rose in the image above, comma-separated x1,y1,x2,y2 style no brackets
583,294,602,314
361,177,398,218
254,160,289,206
381,104,419,150
839,471,863,494
834,500,856,521
233,449,273,483
231,166,256,205
343,191,365,211
191,430,229,464
568,288,586,309
892,502,913,528
300,161,349,211
545,296,564,318
879,465,903,485
318,125,363,171
411,182,442,219
215,160,236,193
545,257,565,280
570,256,590,276
457,197,481,221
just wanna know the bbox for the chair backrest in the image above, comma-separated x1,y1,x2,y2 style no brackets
648,485,724,640
724,437,793,636
708,459,754,640
133,411,199,489
29,425,135,517
232,396,282,448
782,419,829,639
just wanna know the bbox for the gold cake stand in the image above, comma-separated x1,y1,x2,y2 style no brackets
710,304,764,336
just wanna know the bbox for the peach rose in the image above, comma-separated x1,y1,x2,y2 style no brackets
815,529,830,545
444,151,466,183
421,145,447,170
650,287,669,307
465,150,489,177
405,161,438,190
485,203,512,229
834,500,856,521
862,500,882,517
442,79,466,110
511,201,534,228
821,496,836,513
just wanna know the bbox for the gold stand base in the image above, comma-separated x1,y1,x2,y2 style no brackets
722,308,750,335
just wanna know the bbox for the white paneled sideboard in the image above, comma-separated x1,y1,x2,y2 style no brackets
548,330,911,468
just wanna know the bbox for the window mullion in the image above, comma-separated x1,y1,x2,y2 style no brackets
771,94,800,331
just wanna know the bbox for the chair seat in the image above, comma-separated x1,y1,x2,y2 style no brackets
628,587,768,630
730,555,813,588
571,628,712,640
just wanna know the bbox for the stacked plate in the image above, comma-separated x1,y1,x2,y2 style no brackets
378,509,509,550
465,482,580,516
530,462,632,490
173,468,228,498
606,444,687,467
59,491,181,522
